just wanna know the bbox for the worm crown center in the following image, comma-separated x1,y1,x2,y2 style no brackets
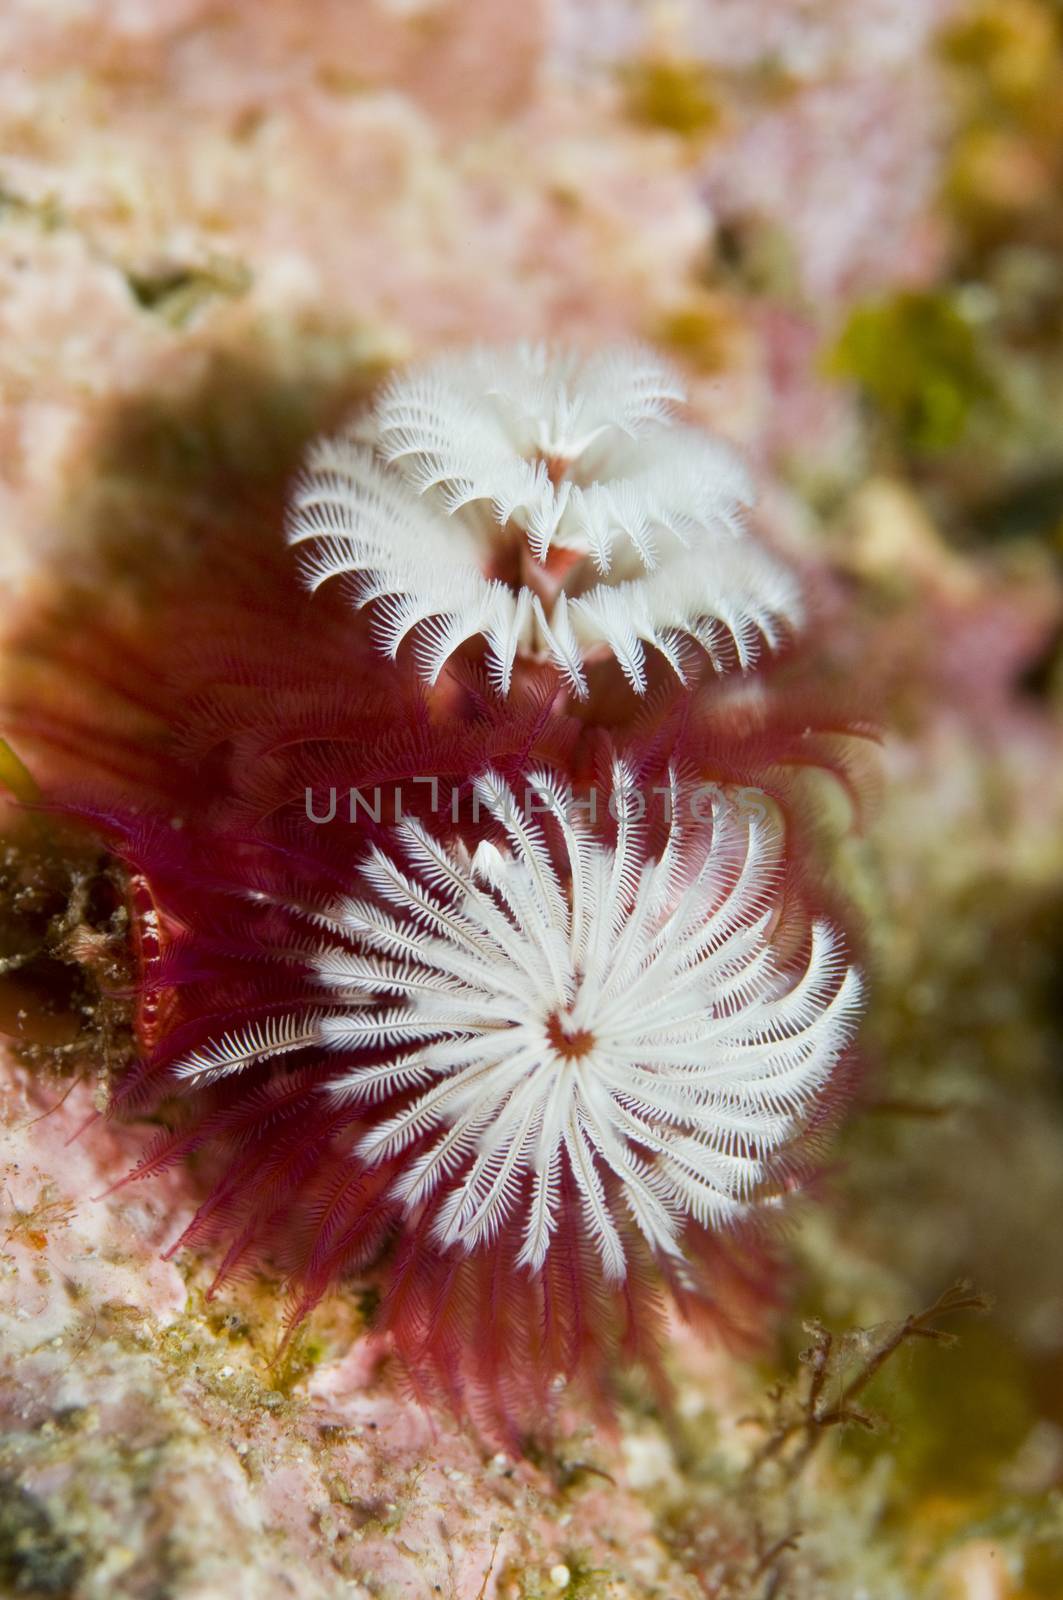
545,1009,596,1061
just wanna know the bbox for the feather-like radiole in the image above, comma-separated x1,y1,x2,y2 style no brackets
287,764,864,1281
287,343,803,695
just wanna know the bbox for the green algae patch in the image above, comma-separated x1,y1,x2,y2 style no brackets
621,59,722,138
656,297,744,375
1024,1522,1063,1598
827,292,996,455
0,1478,85,1599
842,1317,1034,1502
123,256,253,329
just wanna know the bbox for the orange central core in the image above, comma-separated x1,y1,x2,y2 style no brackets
545,1011,596,1060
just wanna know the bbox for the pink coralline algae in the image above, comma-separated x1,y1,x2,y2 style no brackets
0,0,962,604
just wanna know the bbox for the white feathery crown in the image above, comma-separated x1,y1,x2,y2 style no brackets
287,343,803,696
176,768,861,1280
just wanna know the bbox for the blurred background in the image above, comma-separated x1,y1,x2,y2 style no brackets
1,3,1062,1597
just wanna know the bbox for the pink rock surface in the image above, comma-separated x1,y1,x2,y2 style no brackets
1,1063,707,1597
0,0,959,593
